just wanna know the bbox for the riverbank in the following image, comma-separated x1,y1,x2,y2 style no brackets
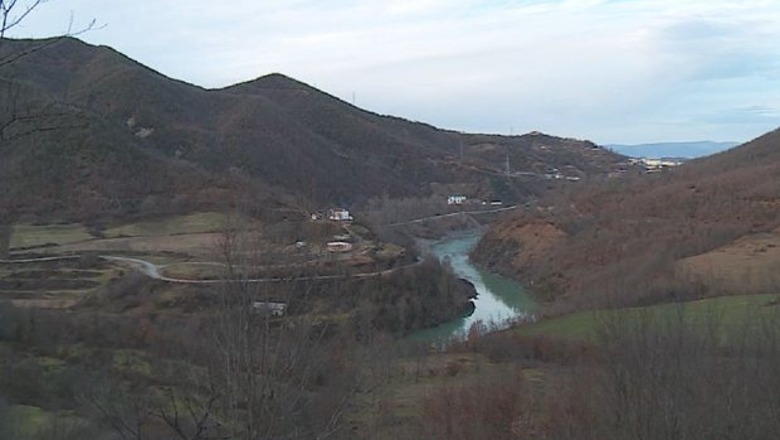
410,230,538,343
412,225,488,257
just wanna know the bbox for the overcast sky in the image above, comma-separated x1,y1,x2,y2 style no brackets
8,0,780,144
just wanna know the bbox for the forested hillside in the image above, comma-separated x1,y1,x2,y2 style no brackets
0,37,624,222
474,128,780,310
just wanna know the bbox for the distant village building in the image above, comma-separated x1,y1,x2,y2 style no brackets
326,241,353,253
252,301,287,317
545,172,564,180
630,157,684,171
328,208,353,221
447,195,467,205
544,167,564,180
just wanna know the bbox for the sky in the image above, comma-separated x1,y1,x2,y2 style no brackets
7,0,780,144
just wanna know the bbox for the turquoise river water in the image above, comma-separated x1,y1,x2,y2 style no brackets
411,231,538,344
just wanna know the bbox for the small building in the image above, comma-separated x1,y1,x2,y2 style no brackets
326,241,353,253
252,301,287,317
447,195,467,205
639,157,684,170
328,208,353,221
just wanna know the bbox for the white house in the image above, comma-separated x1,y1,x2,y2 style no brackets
640,158,683,170
328,208,353,221
447,195,467,205
252,301,287,317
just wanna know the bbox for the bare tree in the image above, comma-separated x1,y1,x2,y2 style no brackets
207,219,352,440
0,1,96,257
1,0,45,39
1,0,97,64
0,0,97,139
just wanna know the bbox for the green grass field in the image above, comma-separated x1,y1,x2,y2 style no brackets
104,212,234,238
8,212,259,262
161,262,224,279
3,405,49,438
9,224,93,249
9,213,249,252
516,293,780,342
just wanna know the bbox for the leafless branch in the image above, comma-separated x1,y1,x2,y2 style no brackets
80,384,149,440
0,0,100,67
0,0,46,39
156,387,224,440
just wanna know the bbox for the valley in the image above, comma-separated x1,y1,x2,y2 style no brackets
411,232,538,344
2,29,780,440
1,211,413,308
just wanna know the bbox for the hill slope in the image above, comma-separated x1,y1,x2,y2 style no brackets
474,128,780,310
0,37,625,221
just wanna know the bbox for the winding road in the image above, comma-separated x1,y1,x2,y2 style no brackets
1,254,421,284
381,205,517,227
1,208,497,284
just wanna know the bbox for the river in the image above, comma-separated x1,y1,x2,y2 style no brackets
411,231,538,344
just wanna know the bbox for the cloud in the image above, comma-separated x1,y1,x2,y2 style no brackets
9,0,780,143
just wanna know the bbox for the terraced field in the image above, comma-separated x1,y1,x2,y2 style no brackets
1,212,408,312
0,258,120,308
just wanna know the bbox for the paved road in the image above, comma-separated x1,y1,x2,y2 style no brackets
0,255,81,263
381,205,518,227
1,206,476,283
1,254,421,284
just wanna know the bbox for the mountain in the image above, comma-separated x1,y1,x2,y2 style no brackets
474,129,780,311
0,37,626,222
607,141,738,159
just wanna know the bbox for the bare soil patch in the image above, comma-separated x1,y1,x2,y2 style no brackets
678,227,780,295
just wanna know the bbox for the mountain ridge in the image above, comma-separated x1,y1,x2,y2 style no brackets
0,36,626,222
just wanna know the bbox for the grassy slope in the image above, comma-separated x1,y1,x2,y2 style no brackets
677,227,780,294
516,293,780,341
475,128,780,311
10,224,93,249
104,212,230,238
8,212,238,254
